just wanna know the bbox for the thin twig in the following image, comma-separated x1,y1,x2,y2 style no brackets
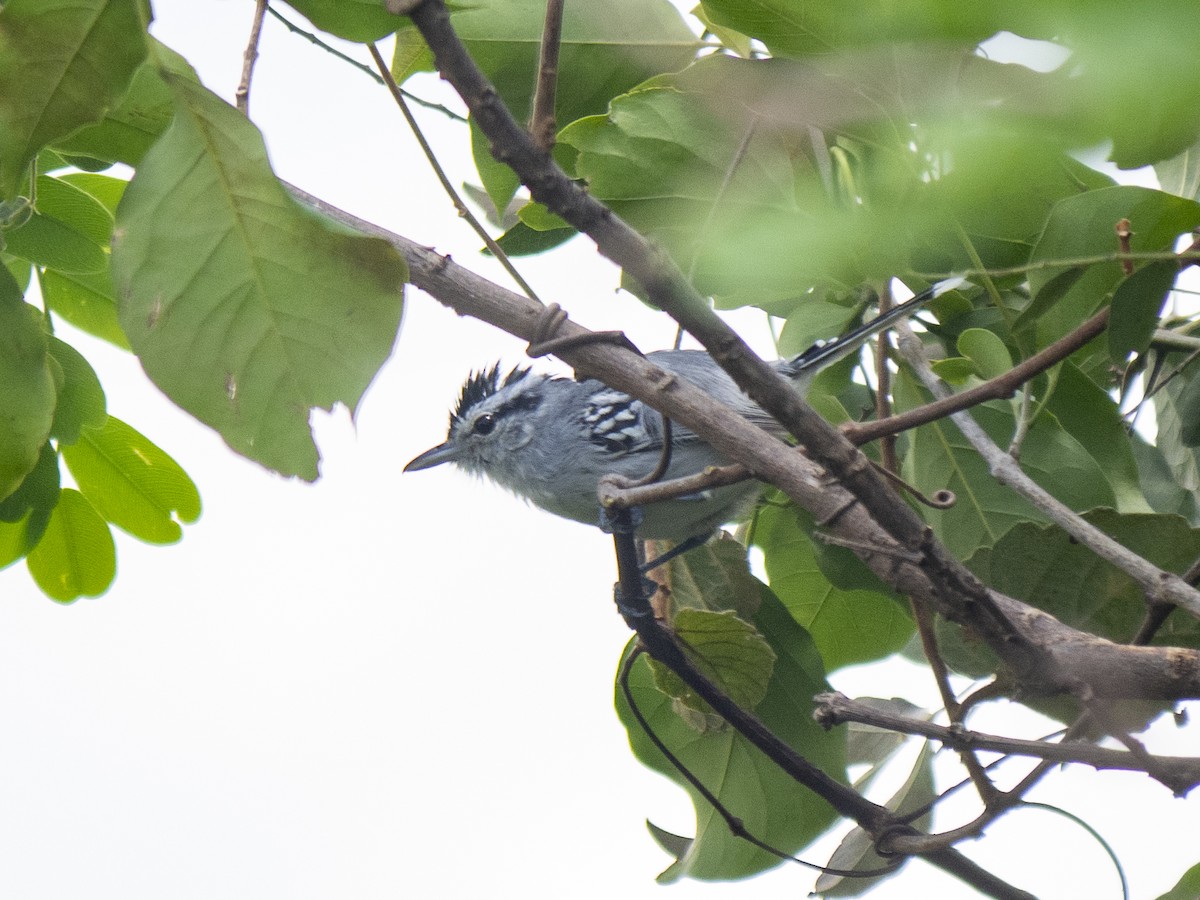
843,306,1111,446
366,43,541,302
813,692,1200,795
236,0,269,116
265,6,466,121
529,0,565,150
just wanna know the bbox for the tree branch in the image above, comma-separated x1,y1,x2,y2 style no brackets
814,692,1200,796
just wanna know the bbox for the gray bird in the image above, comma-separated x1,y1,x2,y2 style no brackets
405,278,963,541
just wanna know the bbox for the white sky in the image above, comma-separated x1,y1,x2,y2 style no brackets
1,3,1196,898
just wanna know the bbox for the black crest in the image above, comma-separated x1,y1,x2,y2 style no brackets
450,364,531,428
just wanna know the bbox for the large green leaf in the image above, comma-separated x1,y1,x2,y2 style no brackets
1108,262,1178,364
111,72,406,479
25,487,114,602
61,415,198,544
755,502,911,672
616,586,844,882
897,376,1116,558
0,0,146,199
967,511,1200,648
0,273,56,503
1158,861,1200,900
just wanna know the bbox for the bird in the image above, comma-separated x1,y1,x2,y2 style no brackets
404,278,964,542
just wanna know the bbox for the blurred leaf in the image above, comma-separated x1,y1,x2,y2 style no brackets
51,40,192,166
648,608,777,724
280,0,407,42
777,296,861,358
111,72,406,479
815,742,934,896
0,0,146,199
393,0,697,209
46,337,106,444
1108,262,1177,364
0,280,56,503
25,487,114,602
62,415,198,544
756,502,911,671
616,586,844,882
39,266,129,349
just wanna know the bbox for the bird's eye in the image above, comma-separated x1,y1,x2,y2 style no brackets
473,413,496,435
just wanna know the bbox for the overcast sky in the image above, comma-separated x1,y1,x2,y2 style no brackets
0,3,1195,898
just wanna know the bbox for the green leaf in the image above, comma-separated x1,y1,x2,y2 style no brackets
40,266,129,349
842,697,926,768
45,338,106,444
777,297,860,357
1132,433,1200,525
281,0,408,42
493,220,575,257
1156,138,1200,202
56,172,128,215
111,73,406,479
966,511,1200,648
1047,363,1152,514
0,279,56,503
756,502,912,671
1158,861,1200,900
0,0,146,199
1154,366,1200,497
815,742,934,895
1174,371,1200,448
653,532,762,620
25,487,114,602
897,375,1116,557
616,586,844,882
394,0,697,204
957,327,1012,381
34,174,115,247
3,206,107,273
1109,262,1178,363
50,39,190,167
0,441,60,555
61,415,199,544
648,608,777,724
1027,186,1200,346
